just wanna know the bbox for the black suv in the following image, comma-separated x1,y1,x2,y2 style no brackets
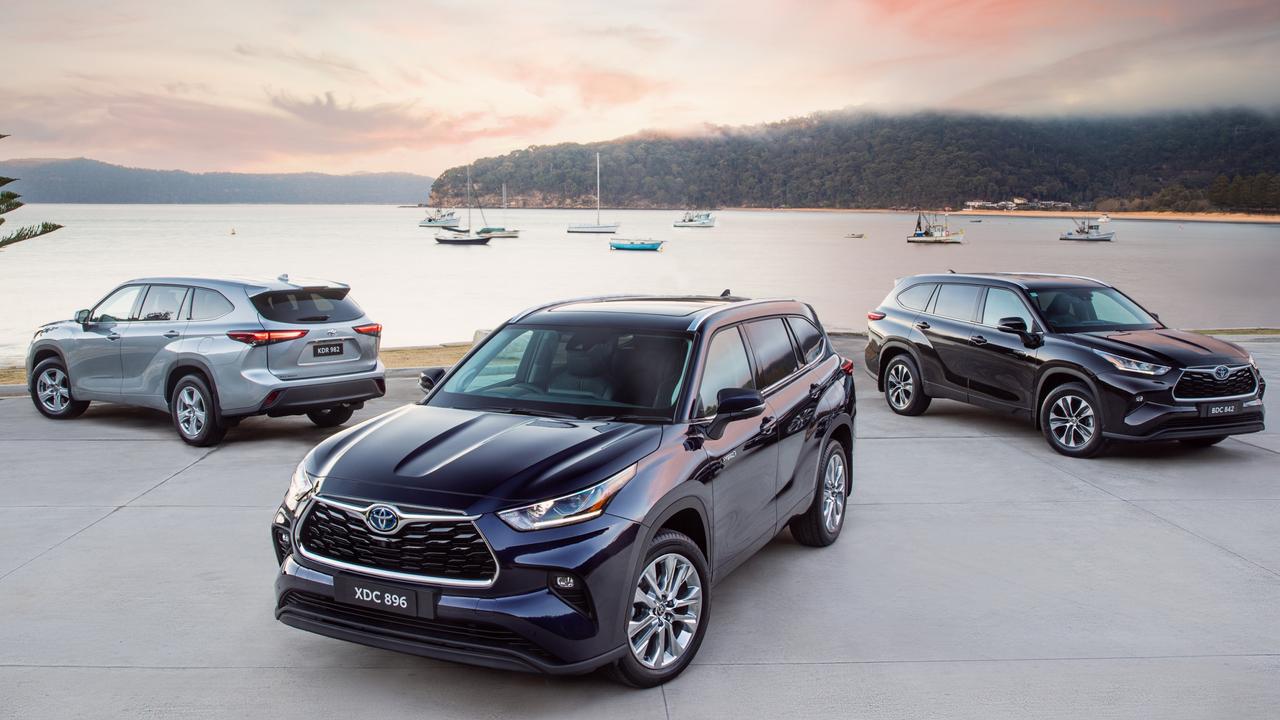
865,273,1265,457
272,295,856,686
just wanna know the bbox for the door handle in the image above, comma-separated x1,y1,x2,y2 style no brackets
970,334,988,346
163,330,181,338
759,415,777,434
107,332,121,341
915,321,930,330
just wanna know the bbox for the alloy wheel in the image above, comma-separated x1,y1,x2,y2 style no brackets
886,362,913,409
1048,394,1095,448
176,386,207,438
628,553,703,670
821,452,847,533
37,368,71,413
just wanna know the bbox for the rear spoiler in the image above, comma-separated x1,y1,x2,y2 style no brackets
244,276,350,298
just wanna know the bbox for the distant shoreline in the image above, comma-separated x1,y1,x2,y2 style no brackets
724,207,1280,224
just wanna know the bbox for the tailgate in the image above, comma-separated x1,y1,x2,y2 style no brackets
251,288,380,380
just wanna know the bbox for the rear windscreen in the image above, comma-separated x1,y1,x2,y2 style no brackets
252,290,364,323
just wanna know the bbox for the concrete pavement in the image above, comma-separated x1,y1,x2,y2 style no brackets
2,336,1278,719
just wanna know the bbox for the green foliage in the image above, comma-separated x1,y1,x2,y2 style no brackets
0,134,62,250
429,110,1280,212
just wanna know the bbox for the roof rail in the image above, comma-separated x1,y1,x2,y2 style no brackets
509,293,754,323
687,298,789,331
996,272,1109,286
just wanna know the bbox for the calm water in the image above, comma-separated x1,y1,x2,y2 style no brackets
1,204,1278,363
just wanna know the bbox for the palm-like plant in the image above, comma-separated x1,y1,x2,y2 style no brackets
1,133,62,250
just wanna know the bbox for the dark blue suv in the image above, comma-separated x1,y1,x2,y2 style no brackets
272,295,856,686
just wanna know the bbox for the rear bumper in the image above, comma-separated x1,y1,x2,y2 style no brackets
258,377,385,416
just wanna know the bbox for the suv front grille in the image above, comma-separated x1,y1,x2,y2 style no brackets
1174,366,1257,400
298,500,497,585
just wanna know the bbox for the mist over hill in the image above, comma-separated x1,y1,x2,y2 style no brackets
0,158,433,204
428,109,1280,211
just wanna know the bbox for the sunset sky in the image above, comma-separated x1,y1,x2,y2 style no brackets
4,0,1278,175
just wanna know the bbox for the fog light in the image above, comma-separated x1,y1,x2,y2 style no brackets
553,574,577,590
1133,395,1144,404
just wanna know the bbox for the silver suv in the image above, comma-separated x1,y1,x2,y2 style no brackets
26,275,386,445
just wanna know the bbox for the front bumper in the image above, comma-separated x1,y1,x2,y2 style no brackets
272,505,643,674
1095,370,1266,442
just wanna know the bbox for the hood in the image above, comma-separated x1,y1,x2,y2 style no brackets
1065,328,1250,367
305,404,663,513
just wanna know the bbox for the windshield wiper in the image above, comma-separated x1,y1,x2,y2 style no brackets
476,405,578,420
585,414,667,424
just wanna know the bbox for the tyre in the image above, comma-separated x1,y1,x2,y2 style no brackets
1040,382,1107,458
608,530,709,687
789,439,850,547
307,405,355,428
882,354,931,416
1179,435,1227,448
170,374,226,446
29,357,90,419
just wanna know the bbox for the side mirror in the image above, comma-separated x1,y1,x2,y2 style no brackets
74,309,90,325
706,388,766,440
997,316,1042,348
418,367,446,394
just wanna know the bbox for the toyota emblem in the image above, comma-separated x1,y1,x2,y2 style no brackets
1213,365,1230,381
366,504,399,533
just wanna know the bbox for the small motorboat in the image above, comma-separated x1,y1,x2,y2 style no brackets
969,219,983,223
609,239,664,252
569,222,620,234
419,209,460,227
477,226,519,238
845,232,864,238
1060,217,1114,241
674,211,715,228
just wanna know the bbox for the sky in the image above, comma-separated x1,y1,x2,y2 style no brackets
3,0,1278,176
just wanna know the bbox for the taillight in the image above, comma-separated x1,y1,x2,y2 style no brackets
226,329,309,346
353,323,382,337
867,311,886,321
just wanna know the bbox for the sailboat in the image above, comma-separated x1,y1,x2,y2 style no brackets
568,152,620,233
478,183,520,238
1060,217,1114,241
435,165,491,245
907,212,964,243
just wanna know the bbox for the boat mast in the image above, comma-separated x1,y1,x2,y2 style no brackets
595,152,602,225
466,164,472,231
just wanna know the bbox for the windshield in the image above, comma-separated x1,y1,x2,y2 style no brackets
429,325,694,421
1028,287,1161,333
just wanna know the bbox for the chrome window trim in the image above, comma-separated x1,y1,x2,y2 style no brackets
1172,365,1260,402
293,496,498,589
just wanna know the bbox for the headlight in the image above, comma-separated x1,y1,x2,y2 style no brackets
499,464,636,531
284,462,319,513
1094,349,1169,376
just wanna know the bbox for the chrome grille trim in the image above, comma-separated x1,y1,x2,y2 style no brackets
1172,365,1259,402
294,497,499,589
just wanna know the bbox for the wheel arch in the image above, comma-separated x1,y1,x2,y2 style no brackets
164,359,224,417
1034,366,1099,429
875,340,919,392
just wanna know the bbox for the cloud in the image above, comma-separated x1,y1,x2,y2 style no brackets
513,64,667,108
234,44,370,79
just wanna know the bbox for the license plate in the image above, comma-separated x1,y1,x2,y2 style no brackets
312,342,344,358
333,575,432,618
1201,400,1241,417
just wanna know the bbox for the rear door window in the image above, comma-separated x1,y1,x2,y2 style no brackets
252,290,363,323
743,318,801,389
786,316,825,365
136,285,188,322
931,284,982,322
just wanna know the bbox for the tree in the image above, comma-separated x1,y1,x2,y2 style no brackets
0,134,62,250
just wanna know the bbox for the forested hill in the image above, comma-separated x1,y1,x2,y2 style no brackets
0,158,433,204
428,110,1280,211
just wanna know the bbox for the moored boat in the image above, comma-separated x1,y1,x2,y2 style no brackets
609,239,664,251
569,152,620,233
1060,217,1115,241
845,232,864,238
435,232,491,245
477,227,519,238
419,209,460,227
674,211,715,227
907,212,964,243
